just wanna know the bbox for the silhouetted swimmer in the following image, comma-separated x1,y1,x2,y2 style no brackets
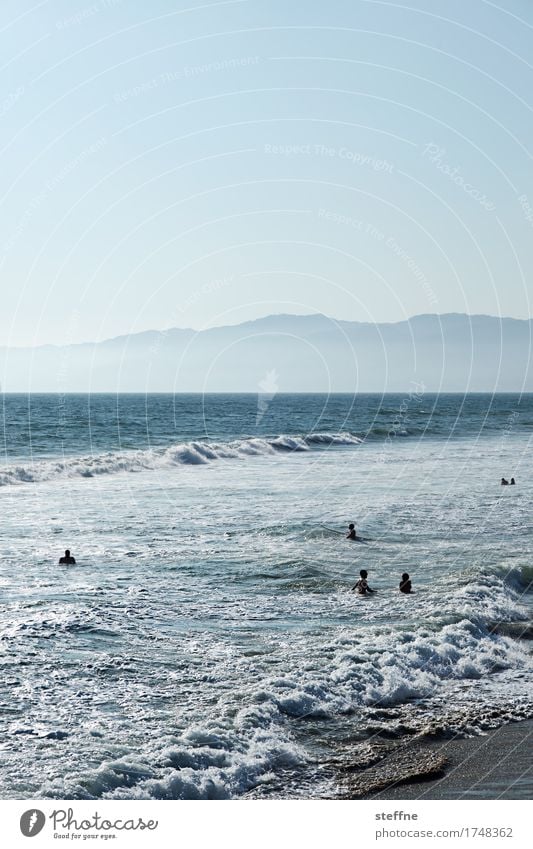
346,523,357,540
510,477,516,485
399,572,413,594
352,569,375,595
501,478,509,486
59,549,76,565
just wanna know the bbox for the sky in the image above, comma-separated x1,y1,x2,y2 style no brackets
1,0,532,347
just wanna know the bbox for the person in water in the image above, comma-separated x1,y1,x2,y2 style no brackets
510,477,516,485
346,523,357,540
501,477,509,486
59,549,76,565
399,572,413,593
352,569,375,595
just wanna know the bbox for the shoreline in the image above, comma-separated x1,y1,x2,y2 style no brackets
348,719,533,800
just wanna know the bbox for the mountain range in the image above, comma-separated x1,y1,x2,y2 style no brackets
1,313,531,392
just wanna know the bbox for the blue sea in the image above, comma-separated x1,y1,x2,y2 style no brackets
1,393,532,799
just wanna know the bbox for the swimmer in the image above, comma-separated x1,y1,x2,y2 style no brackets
399,572,413,593
346,523,357,540
352,569,375,595
59,549,76,565
501,478,509,486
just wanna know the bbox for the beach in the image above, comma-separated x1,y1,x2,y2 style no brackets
354,719,533,800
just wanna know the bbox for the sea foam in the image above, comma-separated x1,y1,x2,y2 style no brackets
39,615,531,801
0,431,362,487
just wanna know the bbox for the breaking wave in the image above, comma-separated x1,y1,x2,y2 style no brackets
40,616,532,800
0,431,362,487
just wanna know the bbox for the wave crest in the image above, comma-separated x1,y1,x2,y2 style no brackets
0,431,362,487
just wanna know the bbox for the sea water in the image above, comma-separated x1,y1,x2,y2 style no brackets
0,393,532,799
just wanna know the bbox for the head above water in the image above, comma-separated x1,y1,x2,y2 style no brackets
348,523,355,530
65,549,70,557
360,569,368,578
401,572,409,581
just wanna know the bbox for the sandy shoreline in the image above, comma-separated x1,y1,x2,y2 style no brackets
352,720,533,800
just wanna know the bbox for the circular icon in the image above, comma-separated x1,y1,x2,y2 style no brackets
20,810,46,837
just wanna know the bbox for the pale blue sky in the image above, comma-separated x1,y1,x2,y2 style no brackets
1,0,532,346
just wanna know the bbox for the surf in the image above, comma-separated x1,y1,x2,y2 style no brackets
0,431,363,486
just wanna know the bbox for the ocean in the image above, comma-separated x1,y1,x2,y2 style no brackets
1,393,532,799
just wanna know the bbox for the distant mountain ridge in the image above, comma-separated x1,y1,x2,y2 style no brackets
1,313,531,392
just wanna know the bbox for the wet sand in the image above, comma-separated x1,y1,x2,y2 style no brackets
359,720,533,800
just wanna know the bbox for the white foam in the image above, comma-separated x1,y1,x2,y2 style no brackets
39,616,530,800
0,431,362,486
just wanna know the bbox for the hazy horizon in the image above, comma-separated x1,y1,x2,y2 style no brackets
2,309,532,351
1,312,531,393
